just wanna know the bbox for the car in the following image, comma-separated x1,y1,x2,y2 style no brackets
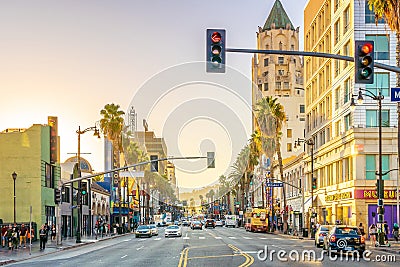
215,220,223,227
205,219,215,228
182,220,190,227
149,224,159,236
165,225,182,237
323,225,365,255
135,225,152,238
315,225,332,247
191,221,203,230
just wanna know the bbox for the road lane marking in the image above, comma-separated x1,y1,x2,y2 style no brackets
123,239,131,242
154,237,161,240
259,237,267,240
199,236,205,239
178,247,188,267
229,237,237,239
215,236,222,239
121,255,128,259
183,236,190,239
136,246,144,251
243,237,252,239
228,244,254,267
188,254,241,259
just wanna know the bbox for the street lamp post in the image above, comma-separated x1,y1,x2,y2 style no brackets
12,172,17,224
351,88,385,245
294,138,314,238
76,125,100,243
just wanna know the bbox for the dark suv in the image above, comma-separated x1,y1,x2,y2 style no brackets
205,219,215,228
323,225,365,255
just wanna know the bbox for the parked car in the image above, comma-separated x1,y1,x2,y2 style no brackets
191,221,203,230
135,225,152,238
215,220,223,227
165,225,182,237
323,225,365,255
315,225,332,247
149,224,159,236
205,219,216,228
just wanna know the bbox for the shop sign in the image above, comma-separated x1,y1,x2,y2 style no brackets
325,192,352,202
354,189,397,199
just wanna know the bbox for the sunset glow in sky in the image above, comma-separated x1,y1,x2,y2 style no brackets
0,0,308,189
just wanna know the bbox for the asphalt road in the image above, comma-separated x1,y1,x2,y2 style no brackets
7,226,399,267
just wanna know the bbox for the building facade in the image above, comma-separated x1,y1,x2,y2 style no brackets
0,117,61,228
303,0,398,232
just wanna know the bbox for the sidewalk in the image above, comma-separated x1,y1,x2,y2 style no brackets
0,233,131,266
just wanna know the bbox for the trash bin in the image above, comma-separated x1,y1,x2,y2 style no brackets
303,228,308,238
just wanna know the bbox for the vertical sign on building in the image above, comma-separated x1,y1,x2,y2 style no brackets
48,116,58,164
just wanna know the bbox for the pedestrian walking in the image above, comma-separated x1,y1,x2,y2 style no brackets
392,223,399,242
369,224,377,245
359,222,365,236
51,225,56,241
383,221,389,243
19,223,27,248
39,225,48,250
1,225,7,248
6,225,13,250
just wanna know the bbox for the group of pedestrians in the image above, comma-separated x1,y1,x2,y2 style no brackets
1,223,33,250
368,221,399,245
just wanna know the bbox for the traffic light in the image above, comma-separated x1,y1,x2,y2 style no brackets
81,182,88,196
312,177,317,190
206,29,226,73
376,179,384,199
54,188,61,204
150,155,159,172
355,40,374,84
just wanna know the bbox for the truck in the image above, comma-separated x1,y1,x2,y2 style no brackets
225,215,238,228
244,208,268,232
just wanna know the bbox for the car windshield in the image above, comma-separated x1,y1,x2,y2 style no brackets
137,225,149,230
335,227,359,235
149,225,156,229
167,226,179,229
320,227,329,231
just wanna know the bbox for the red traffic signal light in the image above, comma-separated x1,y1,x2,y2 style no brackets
206,29,226,73
355,40,374,84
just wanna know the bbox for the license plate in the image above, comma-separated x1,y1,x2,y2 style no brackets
345,247,354,251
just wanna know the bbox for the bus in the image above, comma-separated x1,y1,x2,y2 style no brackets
244,208,268,232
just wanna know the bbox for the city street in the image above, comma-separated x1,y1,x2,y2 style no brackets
5,226,399,267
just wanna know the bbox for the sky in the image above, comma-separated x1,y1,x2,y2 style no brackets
0,0,308,190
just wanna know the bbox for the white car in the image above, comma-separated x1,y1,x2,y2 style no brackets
165,225,182,237
149,224,159,236
215,220,223,227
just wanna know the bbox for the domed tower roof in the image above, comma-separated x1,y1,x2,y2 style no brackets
64,156,93,173
263,0,294,31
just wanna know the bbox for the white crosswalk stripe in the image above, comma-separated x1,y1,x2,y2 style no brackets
228,237,237,239
215,237,222,239
243,237,252,239
199,236,205,239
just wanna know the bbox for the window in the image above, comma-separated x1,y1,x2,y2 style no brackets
343,6,350,33
291,45,295,51
335,120,341,136
278,57,284,64
300,104,305,113
365,2,385,24
334,20,340,44
45,163,54,188
45,206,56,227
366,73,389,97
264,83,268,91
344,113,352,131
366,155,390,180
264,58,269,66
284,82,289,89
344,79,350,104
335,88,340,110
278,70,284,75
366,110,390,127
334,0,339,12
287,143,292,152
276,82,282,89
287,129,292,138
343,41,350,68
334,57,340,77
365,35,389,60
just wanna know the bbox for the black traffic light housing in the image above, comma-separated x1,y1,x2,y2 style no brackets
355,40,374,84
81,181,88,196
206,29,226,73
54,188,61,204
376,179,384,199
312,177,317,189
207,152,215,168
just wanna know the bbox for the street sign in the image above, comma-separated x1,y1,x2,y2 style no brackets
266,182,283,187
391,88,400,101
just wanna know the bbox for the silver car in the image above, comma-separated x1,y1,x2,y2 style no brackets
149,224,159,236
165,225,182,237
315,225,332,247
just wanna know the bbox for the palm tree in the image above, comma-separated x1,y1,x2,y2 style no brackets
255,96,287,232
199,195,204,206
100,103,125,225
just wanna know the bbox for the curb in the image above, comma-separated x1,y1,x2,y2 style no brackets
0,233,132,266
